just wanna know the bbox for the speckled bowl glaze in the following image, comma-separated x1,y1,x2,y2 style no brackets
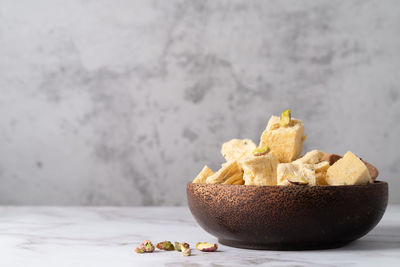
187,181,388,250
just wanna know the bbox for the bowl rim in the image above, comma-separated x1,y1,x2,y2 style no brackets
187,180,387,188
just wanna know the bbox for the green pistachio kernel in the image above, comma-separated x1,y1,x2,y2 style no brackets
174,242,182,251
252,146,270,156
135,247,145,253
280,109,291,127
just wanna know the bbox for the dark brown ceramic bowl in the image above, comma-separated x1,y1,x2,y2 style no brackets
187,181,388,250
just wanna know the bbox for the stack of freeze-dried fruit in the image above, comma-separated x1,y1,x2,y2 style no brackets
192,110,372,186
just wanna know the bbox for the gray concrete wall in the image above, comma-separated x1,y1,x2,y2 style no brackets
0,0,399,205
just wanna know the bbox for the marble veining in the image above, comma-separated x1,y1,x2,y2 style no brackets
0,205,399,267
0,0,399,205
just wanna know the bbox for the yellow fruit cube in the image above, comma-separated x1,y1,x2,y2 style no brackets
314,161,330,173
241,153,278,185
326,151,372,185
259,116,305,163
277,163,316,186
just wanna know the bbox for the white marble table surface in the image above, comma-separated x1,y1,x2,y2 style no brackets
0,205,399,267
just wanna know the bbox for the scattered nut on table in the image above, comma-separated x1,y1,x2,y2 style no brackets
156,241,175,251
196,242,218,252
135,240,155,253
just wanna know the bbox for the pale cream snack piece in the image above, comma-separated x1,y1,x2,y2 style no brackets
293,150,325,164
206,160,242,184
293,150,329,185
277,161,330,186
241,153,278,185
192,165,214,184
259,115,306,163
221,139,257,162
314,161,330,173
326,151,372,185
277,163,316,186
222,172,244,185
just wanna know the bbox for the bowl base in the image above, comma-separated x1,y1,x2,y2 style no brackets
218,239,352,251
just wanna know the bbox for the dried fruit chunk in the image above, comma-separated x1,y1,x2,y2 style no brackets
192,165,214,184
252,146,270,156
206,161,242,184
221,139,257,162
326,151,372,185
322,153,378,181
314,161,330,173
135,240,155,253
277,163,316,186
260,115,305,163
156,241,175,251
294,150,325,164
280,109,291,127
174,242,182,251
181,242,191,256
242,153,278,186
287,175,309,185
196,242,218,252
222,172,244,185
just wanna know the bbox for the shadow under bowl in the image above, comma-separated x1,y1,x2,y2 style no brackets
187,181,388,250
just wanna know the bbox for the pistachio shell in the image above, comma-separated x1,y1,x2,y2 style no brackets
174,242,182,251
134,247,145,253
135,240,155,253
181,242,191,256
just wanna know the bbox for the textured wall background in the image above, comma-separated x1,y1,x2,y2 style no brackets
0,0,399,205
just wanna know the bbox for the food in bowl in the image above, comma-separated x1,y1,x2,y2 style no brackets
192,110,377,186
